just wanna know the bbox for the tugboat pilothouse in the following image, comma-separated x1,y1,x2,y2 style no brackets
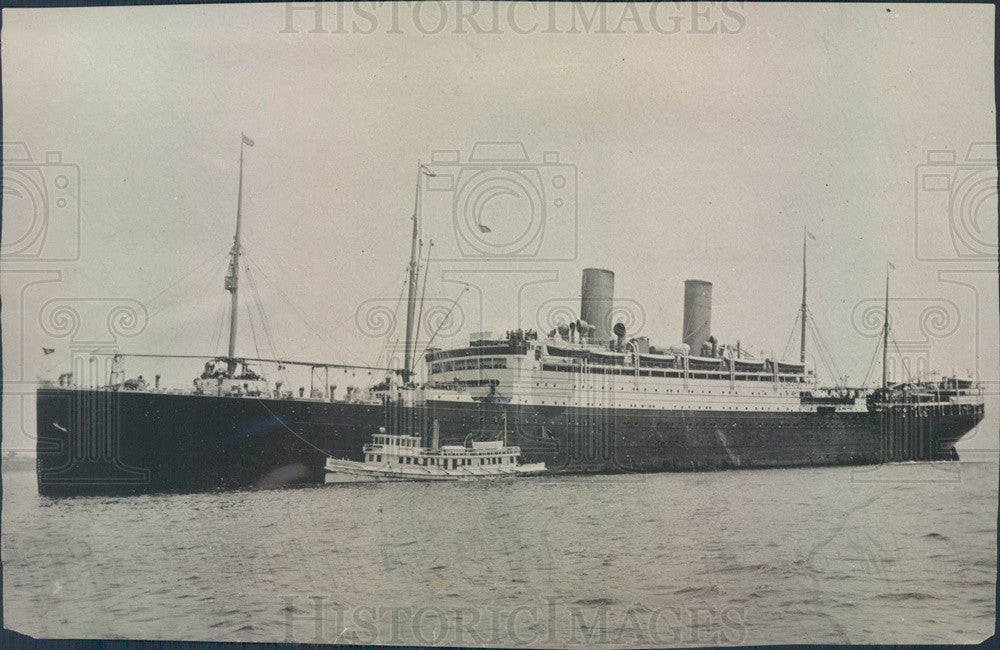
324,422,546,483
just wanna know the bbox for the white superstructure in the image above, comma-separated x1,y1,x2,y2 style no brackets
425,331,870,414
324,429,546,483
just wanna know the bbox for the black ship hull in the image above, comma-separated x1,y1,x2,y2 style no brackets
35,387,984,496
35,388,384,496
424,400,981,472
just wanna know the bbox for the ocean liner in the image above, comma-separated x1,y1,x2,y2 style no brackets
34,146,985,495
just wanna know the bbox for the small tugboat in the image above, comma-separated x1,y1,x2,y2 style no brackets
324,423,546,483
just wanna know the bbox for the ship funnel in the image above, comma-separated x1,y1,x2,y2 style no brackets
581,268,614,343
682,279,713,355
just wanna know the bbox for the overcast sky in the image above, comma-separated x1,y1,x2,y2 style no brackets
3,2,996,450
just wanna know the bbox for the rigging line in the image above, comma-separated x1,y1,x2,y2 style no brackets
258,289,286,383
144,244,232,318
249,277,282,385
803,315,832,375
245,261,276,358
810,318,841,383
38,345,97,380
108,352,394,371
416,286,469,363
249,265,270,362
211,288,229,355
371,272,409,369
151,249,234,361
244,256,367,367
252,264,280,358
242,263,263,360
146,246,230,352
817,329,843,382
252,261,372,364
374,276,409,371
412,240,434,372
800,312,825,369
806,308,841,373
805,306,843,378
255,399,335,457
805,316,838,383
780,312,800,362
259,288,280,358
861,333,883,387
248,251,398,334
889,333,914,383
245,261,289,386
243,263,265,354
236,251,262,360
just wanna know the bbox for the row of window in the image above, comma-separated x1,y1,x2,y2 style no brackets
545,349,804,375
426,344,526,363
431,357,508,374
365,454,515,468
555,385,800,397
539,364,806,383
532,401,809,410
427,378,499,389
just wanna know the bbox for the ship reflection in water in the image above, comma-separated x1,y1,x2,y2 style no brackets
255,464,311,491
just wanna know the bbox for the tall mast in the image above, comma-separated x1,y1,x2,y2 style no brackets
881,262,890,390
412,239,434,374
402,161,423,383
800,227,807,364
225,133,252,376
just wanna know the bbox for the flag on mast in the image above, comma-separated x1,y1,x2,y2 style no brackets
242,133,255,147
42,347,54,355
806,230,816,241
888,261,896,270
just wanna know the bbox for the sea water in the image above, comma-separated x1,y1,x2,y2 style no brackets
3,458,996,645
